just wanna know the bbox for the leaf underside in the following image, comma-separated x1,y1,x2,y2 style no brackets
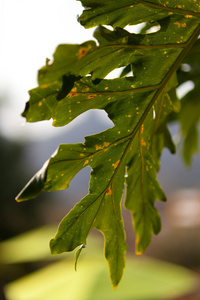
16,0,200,288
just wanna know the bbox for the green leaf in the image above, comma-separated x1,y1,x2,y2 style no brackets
17,0,200,288
75,244,86,271
179,88,200,165
78,0,200,29
176,39,200,164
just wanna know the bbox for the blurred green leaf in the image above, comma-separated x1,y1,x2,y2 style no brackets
4,255,199,300
176,39,200,164
0,226,59,264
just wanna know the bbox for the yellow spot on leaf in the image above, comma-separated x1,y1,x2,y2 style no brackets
174,21,181,27
136,250,143,255
80,153,84,157
112,160,120,169
182,23,186,27
141,138,146,147
84,160,89,166
103,142,109,147
68,87,78,98
82,87,89,92
71,87,77,93
105,87,108,90
185,15,193,18
40,83,51,88
95,145,102,150
38,101,42,107
118,131,121,134
135,236,143,255
127,115,131,118
122,37,126,43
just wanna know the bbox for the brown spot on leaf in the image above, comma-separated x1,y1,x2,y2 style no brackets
88,94,97,99
68,87,78,98
78,47,87,59
78,44,92,60
106,188,112,195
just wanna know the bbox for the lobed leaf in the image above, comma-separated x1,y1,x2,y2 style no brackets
78,0,200,29
17,0,200,288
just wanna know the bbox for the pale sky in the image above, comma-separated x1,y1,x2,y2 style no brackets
0,0,192,142
0,0,95,141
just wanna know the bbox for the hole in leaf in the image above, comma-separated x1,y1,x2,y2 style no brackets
146,24,161,34
105,67,125,79
67,166,92,200
124,23,146,34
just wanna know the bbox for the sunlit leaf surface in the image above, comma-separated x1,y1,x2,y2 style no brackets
16,0,200,287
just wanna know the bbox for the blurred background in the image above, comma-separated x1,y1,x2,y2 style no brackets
0,0,200,299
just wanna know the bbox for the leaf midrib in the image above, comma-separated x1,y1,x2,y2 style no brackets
50,24,200,256
51,23,200,169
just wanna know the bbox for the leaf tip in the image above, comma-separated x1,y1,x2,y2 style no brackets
15,196,21,203
135,236,144,255
135,250,143,256
49,238,58,255
75,244,86,271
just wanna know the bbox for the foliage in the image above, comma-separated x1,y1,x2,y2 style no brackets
16,0,200,288
1,227,198,300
